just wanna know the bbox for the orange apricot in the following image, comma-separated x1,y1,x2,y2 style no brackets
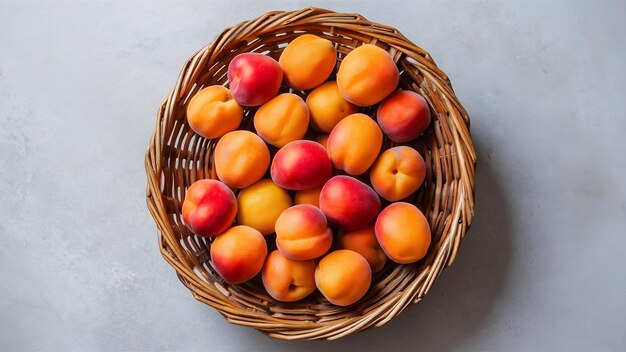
306,81,357,132
315,250,371,306
337,44,399,106
275,204,333,260
375,202,431,264
186,85,243,139
254,93,309,147
279,34,337,90
327,113,382,175
262,250,317,302
214,130,270,188
370,146,426,201
237,179,292,235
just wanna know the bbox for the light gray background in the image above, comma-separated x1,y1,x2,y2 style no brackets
1,0,625,351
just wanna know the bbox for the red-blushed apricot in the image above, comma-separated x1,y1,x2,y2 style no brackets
327,113,382,175
377,90,431,142
186,85,243,139
315,250,372,306
370,146,426,201
306,81,357,132
262,250,317,302
210,225,267,284
338,226,388,273
182,179,237,237
275,204,333,260
375,202,431,264
319,175,381,231
271,140,332,190
279,34,337,91
237,179,292,235
254,93,309,147
214,130,270,189
228,53,282,106
336,44,399,106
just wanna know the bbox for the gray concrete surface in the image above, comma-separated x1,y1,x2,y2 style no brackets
1,1,625,351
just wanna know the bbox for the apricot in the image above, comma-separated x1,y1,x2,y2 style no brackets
337,44,400,106
214,130,270,189
182,179,237,237
237,179,292,235
315,250,371,306
279,34,337,91
271,140,332,190
210,225,267,284
319,176,381,231
228,53,282,106
377,90,431,142
294,186,322,208
375,202,431,264
275,204,333,260
327,113,382,175
306,81,357,132
262,250,317,302
370,146,426,201
338,226,388,273
186,85,243,139
254,93,309,147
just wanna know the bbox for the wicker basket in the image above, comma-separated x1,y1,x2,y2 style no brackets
145,7,476,340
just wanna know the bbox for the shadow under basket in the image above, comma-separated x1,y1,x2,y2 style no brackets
145,7,476,340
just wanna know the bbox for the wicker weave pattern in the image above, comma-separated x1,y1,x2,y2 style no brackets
145,7,476,340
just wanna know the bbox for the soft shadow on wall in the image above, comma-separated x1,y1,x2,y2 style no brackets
229,128,514,351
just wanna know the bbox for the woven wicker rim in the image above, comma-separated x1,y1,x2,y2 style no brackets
145,7,476,340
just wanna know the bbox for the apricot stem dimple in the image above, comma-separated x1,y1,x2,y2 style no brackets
392,169,398,175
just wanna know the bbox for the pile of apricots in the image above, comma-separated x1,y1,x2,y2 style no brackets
182,34,432,306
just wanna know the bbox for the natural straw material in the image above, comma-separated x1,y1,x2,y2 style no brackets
145,7,476,340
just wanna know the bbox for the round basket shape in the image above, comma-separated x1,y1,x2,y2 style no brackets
145,7,476,340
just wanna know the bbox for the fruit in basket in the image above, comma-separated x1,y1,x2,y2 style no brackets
271,140,332,190
315,250,372,306
254,93,309,147
327,113,383,175
275,204,333,260
182,179,237,237
377,90,432,142
306,81,357,132
294,186,323,208
236,179,292,235
338,226,387,273
228,53,283,106
210,225,268,284
375,202,431,264
370,146,426,201
319,175,381,231
336,44,400,106
183,36,432,302
214,130,270,188
186,85,243,139
279,34,337,91
262,250,317,302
